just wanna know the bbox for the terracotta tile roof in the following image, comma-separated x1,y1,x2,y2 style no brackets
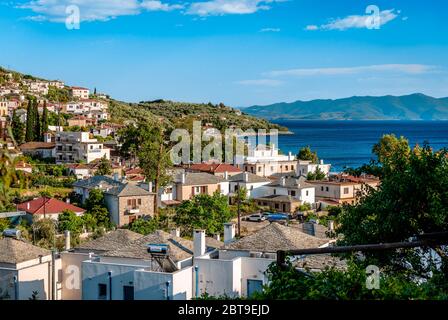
19,142,55,150
189,163,242,174
17,197,85,215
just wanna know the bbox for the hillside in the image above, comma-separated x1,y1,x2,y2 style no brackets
243,94,448,120
0,66,287,132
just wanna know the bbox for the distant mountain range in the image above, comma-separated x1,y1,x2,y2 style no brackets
242,94,448,120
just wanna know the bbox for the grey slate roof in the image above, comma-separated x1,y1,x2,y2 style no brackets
178,172,226,186
229,172,271,184
224,223,328,252
72,175,123,190
75,229,144,253
0,238,51,265
104,183,153,197
104,230,223,263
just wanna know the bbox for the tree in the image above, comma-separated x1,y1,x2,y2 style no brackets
128,217,159,235
94,156,112,176
255,259,445,300
58,210,83,234
120,122,172,214
84,188,105,211
88,206,111,228
0,149,18,210
32,217,56,249
33,100,41,141
25,98,35,142
41,101,49,136
306,166,326,181
336,137,448,278
174,192,234,236
297,146,318,163
81,213,98,232
11,109,25,145
0,218,10,232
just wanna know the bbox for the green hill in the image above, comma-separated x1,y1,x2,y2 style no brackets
243,94,448,120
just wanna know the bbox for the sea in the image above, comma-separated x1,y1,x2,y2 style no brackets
271,120,448,173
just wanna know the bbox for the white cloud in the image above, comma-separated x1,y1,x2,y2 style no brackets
141,0,184,12
306,9,399,31
186,0,283,16
304,24,318,31
236,79,283,86
19,0,183,22
259,27,280,32
265,64,438,77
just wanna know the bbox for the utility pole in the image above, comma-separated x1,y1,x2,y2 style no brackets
237,182,241,237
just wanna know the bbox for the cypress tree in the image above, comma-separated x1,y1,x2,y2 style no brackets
34,100,41,141
25,97,35,142
41,101,49,139
11,109,25,145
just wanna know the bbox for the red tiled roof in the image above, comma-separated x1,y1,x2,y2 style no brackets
17,198,85,215
71,86,89,91
189,163,241,174
19,142,55,150
125,168,143,175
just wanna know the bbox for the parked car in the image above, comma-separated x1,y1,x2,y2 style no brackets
247,213,267,222
266,213,289,222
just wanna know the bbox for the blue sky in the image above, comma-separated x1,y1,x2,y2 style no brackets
0,0,447,106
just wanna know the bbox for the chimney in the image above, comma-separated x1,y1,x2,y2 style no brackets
181,173,186,184
320,159,324,165
243,172,249,183
224,223,236,244
193,229,206,257
224,171,229,180
113,172,119,181
281,176,286,186
64,230,71,251
66,198,70,204
288,151,292,160
148,181,153,192
27,202,30,210
328,220,335,232
171,228,180,238
214,233,221,241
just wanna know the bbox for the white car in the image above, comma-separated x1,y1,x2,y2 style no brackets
247,214,267,222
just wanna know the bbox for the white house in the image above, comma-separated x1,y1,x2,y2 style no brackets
228,172,271,199
297,160,332,178
70,87,90,99
55,131,110,164
265,176,316,206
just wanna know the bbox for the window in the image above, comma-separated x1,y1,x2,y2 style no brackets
285,166,289,171
326,187,329,192
306,190,309,196
273,189,276,195
258,167,262,172
344,187,350,194
123,285,134,301
98,284,107,300
290,191,296,196
291,165,295,170
321,186,324,191
137,199,142,205
275,203,279,209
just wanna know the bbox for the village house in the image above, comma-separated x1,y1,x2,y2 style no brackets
174,172,229,201
0,238,62,300
14,160,33,174
73,175,124,203
0,98,7,118
19,141,55,159
265,176,316,206
48,80,65,89
55,131,110,164
103,183,156,226
67,115,96,128
307,174,380,206
253,195,301,214
236,144,297,177
70,87,90,100
17,197,85,221
297,159,332,178
187,163,242,178
228,172,271,199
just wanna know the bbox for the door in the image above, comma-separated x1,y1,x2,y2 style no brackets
123,285,134,300
247,279,263,297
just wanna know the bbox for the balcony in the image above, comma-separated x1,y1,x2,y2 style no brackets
125,208,140,215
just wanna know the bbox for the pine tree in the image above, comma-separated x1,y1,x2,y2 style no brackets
41,101,49,139
34,101,41,141
25,98,35,142
11,109,25,145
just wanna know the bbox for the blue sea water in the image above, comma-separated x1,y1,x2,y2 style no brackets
272,120,448,172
